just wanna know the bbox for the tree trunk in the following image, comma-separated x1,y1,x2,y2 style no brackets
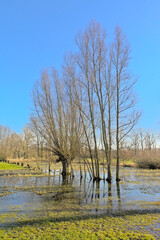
116,68,120,182
107,98,112,183
116,102,120,181
61,157,69,176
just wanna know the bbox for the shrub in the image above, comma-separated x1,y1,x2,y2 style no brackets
135,150,160,169
0,153,7,162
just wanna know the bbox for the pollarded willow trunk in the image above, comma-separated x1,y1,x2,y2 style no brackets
61,156,70,176
62,159,69,175
56,156,70,176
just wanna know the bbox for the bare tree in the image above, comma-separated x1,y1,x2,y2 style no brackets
75,22,101,180
30,122,44,159
105,53,115,182
0,125,11,161
7,132,23,159
111,27,141,181
75,21,112,180
144,130,155,151
139,128,144,151
29,21,140,182
30,69,81,176
130,130,139,156
22,126,33,159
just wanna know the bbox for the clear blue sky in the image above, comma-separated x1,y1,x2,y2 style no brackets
0,0,160,133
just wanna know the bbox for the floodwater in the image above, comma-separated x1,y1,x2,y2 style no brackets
0,165,160,215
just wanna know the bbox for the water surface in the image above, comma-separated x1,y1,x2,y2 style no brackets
0,166,160,215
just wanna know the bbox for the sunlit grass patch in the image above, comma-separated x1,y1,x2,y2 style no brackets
136,200,160,207
0,162,25,170
0,211,158,239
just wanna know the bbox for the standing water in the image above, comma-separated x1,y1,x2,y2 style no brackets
0,165,160,214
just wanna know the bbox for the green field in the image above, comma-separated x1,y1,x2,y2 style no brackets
0,162,25,170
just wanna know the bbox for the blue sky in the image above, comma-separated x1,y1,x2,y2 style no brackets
0,0,160,133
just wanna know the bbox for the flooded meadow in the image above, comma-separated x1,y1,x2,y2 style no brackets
0,164,160,239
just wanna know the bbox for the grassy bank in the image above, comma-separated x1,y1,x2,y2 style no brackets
0,162,25,170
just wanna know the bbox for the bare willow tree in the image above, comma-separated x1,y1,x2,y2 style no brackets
74,21,116,181
30,21,140,182
63,53,97,180
74,23,101,180
111,27,141,181
105,54,115,182
30,69,81,176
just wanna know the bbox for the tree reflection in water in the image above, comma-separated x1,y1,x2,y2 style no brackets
1,166,160,216
48,173,122,214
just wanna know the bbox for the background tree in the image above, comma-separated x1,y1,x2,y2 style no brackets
0,124,11,161
144,130,156,151
8,132,23,159
22,126,33,159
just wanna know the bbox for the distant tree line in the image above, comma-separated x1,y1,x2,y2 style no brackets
0,123,160,171
0,124,44,161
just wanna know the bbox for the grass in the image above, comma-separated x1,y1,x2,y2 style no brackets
0,210,158,239
0,162,25,170
110,158,135,167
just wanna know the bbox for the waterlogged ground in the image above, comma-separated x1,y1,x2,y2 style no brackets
0,164,160,239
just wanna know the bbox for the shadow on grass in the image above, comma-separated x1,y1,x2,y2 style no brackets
2,208,160,229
